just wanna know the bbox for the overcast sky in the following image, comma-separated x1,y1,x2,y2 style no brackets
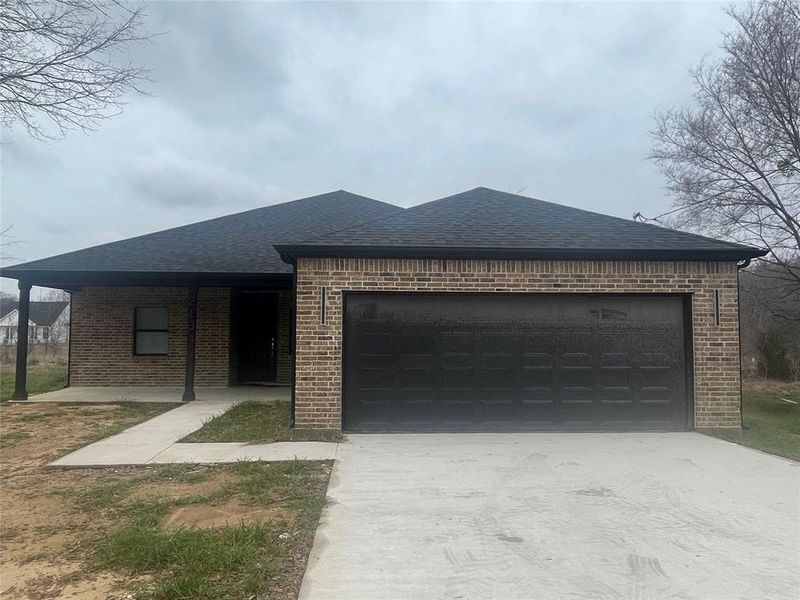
1,0,732,295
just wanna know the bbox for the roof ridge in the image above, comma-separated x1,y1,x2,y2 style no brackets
281,200,407,244
277,187,765,261
461,187,760,251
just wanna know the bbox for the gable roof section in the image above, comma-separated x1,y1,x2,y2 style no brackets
0,300,68,326
1,191,404,282
276,187,766,262
0,299,15,320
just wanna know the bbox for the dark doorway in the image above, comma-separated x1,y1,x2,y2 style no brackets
232,292,278,384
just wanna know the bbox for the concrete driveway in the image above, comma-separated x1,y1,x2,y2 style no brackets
299,433,799,600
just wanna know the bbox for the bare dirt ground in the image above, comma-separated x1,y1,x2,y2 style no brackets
0,402,331,600
0,403,173,599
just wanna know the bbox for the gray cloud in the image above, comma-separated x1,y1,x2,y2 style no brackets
2,0,731,292
120,149,268,208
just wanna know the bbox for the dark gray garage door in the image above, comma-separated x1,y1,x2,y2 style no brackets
343,293,689,432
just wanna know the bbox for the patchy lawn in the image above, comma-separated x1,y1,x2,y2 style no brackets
181,401,343,443
0,402,331,599
0,359,68,402
701,381,800,462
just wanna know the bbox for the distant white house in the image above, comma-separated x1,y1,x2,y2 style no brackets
0,300,70,345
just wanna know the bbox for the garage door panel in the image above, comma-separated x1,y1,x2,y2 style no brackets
479,391,516,405
344,294,688,432
479,368,515,391
396,390,435,405
439,369,474,388
639,367,675,398
355,389,394,405
520,389,557,404
360,332,393,354
520,351,555,367
599,390,634,405
440,392,474,404
357,367,394,389
519,368,556,393
598,366,634,393
600,352,633,366
397,331,434,354
559,392,596,405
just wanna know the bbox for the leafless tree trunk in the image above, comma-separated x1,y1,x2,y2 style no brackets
649,0,800,318
0,0,153,138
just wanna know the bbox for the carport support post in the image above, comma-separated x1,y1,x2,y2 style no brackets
13,281,32,401
182,285,198,401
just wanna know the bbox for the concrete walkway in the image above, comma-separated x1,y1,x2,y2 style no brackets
27,385,290,404
299,432,799,600
49,401,338,467
151,442,339,463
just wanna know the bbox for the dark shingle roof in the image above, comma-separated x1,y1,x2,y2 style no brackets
0,300,68,326
276,187,765,262
2,191,403,278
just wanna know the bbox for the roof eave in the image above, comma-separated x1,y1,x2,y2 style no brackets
0,269,294,289
275,244,769,264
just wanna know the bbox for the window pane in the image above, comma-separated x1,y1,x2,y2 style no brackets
136,307,168,330
136,331,168,354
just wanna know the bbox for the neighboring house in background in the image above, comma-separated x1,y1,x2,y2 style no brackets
0,300,70,345
0,188,765,431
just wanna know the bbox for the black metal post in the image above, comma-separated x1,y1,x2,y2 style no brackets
182,286,198,401
13,281,32,400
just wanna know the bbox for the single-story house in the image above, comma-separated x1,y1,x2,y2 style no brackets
0,188,766,432
0,299,69,345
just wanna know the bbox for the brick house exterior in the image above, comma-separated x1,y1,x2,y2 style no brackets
293,258,741,429
70,287,293,386
2,188,763,429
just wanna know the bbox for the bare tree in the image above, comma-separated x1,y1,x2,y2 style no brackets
649,0,800,315
0,0,152,138
740,263,800,379
0,224,19,263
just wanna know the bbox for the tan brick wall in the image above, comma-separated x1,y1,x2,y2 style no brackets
294,258,741,430
70,287,231,386
276,290,293,384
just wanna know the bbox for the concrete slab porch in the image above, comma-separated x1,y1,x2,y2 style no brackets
22,385,291,404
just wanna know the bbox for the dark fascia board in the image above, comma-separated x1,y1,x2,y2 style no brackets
0,269,293,290
274,244,769,264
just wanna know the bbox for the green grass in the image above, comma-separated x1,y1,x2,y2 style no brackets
701,386,800,462
77,461,329,600
0,429,31,449
0,359,68,402
181,401,343,443
96,523,278,599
